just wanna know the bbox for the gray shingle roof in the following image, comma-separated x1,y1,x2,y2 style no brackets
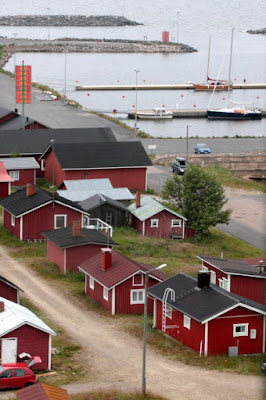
57,188,134,202
148,273,266,323
78,194,128,212
0,187,88,217
0,157,40,170
197,255,266,277
42,141,152,169
64,178,113,191
42,227,118,249
0,128,117,156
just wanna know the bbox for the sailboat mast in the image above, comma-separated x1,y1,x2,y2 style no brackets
207,35,211,80
227,28,234,102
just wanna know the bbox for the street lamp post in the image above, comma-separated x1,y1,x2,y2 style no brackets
134,69,140,135
142,263,167,395
186,124,192,160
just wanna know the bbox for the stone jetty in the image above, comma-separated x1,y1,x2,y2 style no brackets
0,15,141,27
247,28,266,35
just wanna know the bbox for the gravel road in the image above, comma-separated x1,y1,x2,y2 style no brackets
0,246,265,400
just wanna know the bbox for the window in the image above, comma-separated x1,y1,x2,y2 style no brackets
130,289,145,304
11,214,15,227
9,171,19,181
41,159,45,171
90,277,94,290
54,215,67,229
184,315,191,330
14,369,26,377
0,370,12,378
150,219,159,228
202,266,209,272
233,323,249,337
210,270,216,284
171,219,181,227
133,273,143,286
219,278,228,290
103,287,108,301
83,215,90,227
166,305,172,319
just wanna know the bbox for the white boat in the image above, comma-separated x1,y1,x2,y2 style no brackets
137,107,173,119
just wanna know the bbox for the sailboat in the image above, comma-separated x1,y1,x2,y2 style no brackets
190,36,233,91
207,29,262,120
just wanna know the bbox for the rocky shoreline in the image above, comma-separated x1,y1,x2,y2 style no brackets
247,28,266,34
0,15,141,27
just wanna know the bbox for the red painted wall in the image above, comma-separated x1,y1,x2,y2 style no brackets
0,182,9,198
8,169,36,186
47,241,65,272
25,122,47,129
156,300,205,353
3,210,21,239
66,245,106,272
85,276,112,313
202,261,226,284
230,275,266,305
0,281,18,303
208,306,264,355
44,151,65,187
1,325,51,370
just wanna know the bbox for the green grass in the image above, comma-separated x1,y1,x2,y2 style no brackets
72,392,166,400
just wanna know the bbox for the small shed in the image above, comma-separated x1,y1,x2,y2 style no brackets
42,222,118,273
78,248,167,315
16,383,71,399
0,161,13,198
197,255,266,304
0,157,40,186
128,193,190,239
0,297,56,370
148,271,266,356
0,275,23,303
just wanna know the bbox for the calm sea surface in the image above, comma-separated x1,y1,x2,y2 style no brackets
1,0,266,137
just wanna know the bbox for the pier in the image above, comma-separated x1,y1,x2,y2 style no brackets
76,83,266,91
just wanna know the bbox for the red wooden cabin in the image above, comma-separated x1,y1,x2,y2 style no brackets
197,255,266,304
149,271,266,356
79,248,167,315
0,275,23,303
0,157,40,186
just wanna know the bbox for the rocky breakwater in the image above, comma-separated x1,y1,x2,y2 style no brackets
0,15,141,27
247,28,266,34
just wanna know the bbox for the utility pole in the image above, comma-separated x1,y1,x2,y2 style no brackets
134,69,140,135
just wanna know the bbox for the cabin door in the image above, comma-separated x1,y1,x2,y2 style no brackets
1,337,17,363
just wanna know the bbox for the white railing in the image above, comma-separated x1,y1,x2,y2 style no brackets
84,218,113,237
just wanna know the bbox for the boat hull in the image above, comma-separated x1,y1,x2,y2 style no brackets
208,109,262,120
193,83,232,91
137,113,173,119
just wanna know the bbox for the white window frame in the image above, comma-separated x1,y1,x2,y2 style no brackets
171,219,181,228
166,305,172,319
9,171,19,181
202,266,209,272
150,219,159,228
219,277,228,290
103,287,108,301
233,323,249,337
184,315,191,330
89,277,94,290
210,270,216,284
83,215,90,227
54,214,67,229
11,214,15,227
133,273,143,286
130,289,145,304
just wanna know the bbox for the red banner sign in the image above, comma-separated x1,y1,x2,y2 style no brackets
16,65,32,104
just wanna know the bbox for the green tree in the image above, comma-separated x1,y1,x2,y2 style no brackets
162,165,231,238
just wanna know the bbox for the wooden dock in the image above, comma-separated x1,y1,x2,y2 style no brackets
128,108,266,118
76,83,266,91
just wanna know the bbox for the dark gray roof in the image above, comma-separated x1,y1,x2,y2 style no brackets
148,273,266,323
42,141,152,169
0,187,87,217
197,255,266,277
0,275,23,292
0,107,19,119
78,194,128,213
42,227,118,249
0,128,117,156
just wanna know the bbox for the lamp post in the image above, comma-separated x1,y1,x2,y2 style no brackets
13,33,18,75
134,69,140,135
47,8,50,41
142,263,167,395
186,124,192,160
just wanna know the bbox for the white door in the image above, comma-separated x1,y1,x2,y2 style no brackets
1,338,17,363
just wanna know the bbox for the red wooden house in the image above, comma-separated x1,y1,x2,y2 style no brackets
0,106,48,130
78,248,167,315
40,142,152,190
148,271,266,356
0,157,40,186
0,275,23,303
42,222,118,273
0,161,13,198
0,297,56,370
128,193,191,239
197,255,266,304
0,184,90,241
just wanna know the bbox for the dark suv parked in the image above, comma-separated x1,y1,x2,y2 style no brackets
172,157,188,175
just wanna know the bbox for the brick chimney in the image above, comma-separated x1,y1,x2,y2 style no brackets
135,191,141,208
72,220,81,237
26,183,36,197
0,301,5,312
197,270,210,289
101,248,112,271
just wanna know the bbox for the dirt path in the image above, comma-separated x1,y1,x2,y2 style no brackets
0,246,265,400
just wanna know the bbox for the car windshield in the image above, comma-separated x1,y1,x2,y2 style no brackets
0,366,3,373
198,144,207,148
